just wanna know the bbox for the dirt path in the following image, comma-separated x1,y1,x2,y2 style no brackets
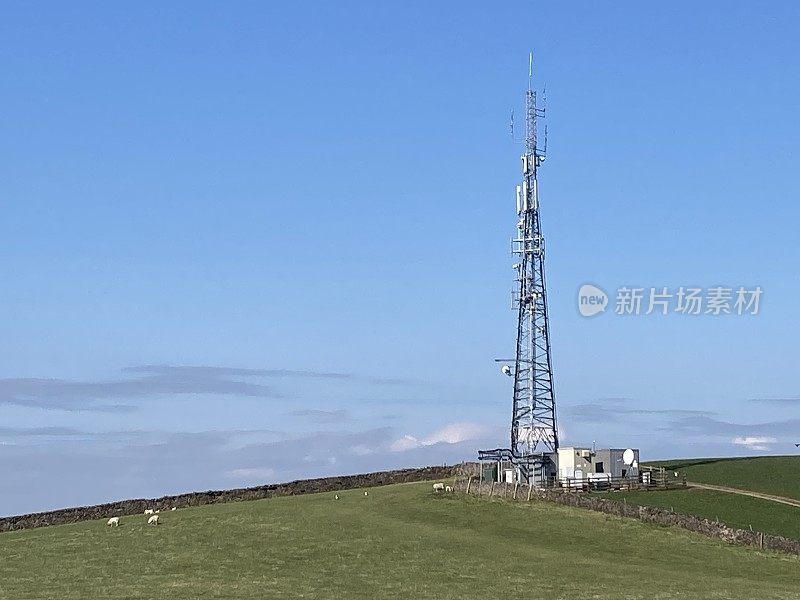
687,481,800,508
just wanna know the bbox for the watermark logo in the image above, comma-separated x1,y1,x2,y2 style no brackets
577,284,609,317
578,284,763,317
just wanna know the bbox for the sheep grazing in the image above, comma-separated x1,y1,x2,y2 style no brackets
144,509,154,515
148,514,159,526
107,517,120,527
432,483,445,492
155,509,160,514
445,486,453,493
334,494,339,500
171,507,176,511
364,491,369,497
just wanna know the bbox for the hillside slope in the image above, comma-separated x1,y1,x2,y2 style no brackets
648,456,800,500
1,481,798,599
615,487,800,541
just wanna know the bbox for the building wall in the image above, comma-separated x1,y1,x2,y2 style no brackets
556,447,640,480
592,449,640,478
556,447,593,479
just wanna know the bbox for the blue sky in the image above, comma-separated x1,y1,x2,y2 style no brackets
2,1,799,515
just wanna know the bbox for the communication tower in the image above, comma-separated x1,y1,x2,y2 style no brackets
479,54,558,485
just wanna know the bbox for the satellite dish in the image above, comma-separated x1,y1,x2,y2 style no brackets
501,365,512,376
622,448,635,466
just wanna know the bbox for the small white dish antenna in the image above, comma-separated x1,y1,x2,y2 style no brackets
501,365,512,376
622,448,635,466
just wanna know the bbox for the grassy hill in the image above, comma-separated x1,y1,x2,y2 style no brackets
1,481,798,599
647,456,800,500
604,456,800,543
614,487,800,540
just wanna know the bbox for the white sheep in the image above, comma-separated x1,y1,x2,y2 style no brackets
144,509,154,515
148,514,159,526
364,491,369,497
433,483,445,492
171,507,176,511
107,517,120,527
445,486,453,492
335,494,339,500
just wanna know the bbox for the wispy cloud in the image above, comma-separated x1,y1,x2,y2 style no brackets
732,436,777,451
0,368,279,412
563,398,800,452
564,399,714,422
123,365,351,380
0,426,84,437
0,365,411,413
748,397,800,405
225,467,276,480
390,422,488,452
286,409,352,423
665,415,800,437
0,426,285,446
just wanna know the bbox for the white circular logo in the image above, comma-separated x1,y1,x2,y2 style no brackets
578,284,608,317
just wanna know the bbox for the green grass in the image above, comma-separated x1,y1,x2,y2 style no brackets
612,487,800,540
1,482,799,599
646,456,800,500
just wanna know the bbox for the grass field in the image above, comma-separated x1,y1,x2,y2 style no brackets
612,487,800,540
647,456,800,500
1,481,799,599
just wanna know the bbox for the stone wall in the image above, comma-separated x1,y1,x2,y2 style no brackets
455,478,800,556
0,465,458,533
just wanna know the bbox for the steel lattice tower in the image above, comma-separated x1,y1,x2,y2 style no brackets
479,55,558,485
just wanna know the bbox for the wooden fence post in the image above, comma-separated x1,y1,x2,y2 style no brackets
466,476,472,494
489,481,495,498
513,483,519,500
527,484,533,501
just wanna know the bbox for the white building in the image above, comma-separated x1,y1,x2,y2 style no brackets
555,446,640,482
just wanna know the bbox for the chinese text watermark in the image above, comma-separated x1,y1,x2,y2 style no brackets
578,284,762,317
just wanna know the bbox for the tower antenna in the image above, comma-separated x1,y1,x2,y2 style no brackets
528,51,533,91
480,54,558,486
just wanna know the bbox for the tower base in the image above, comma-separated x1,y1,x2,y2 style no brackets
478,448,556,487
